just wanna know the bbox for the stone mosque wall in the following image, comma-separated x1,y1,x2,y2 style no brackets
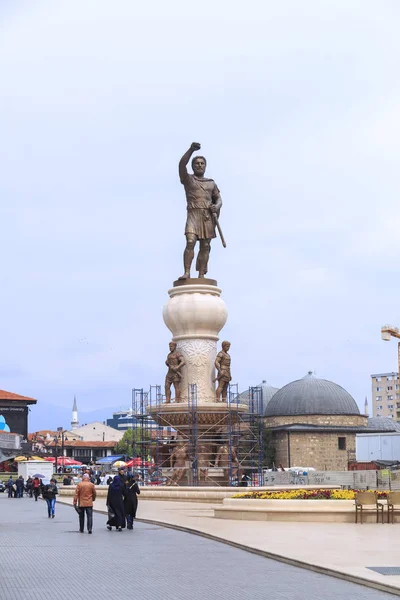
264,414,368,428
272,430,357,471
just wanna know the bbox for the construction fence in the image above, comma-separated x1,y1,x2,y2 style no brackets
263,469,400,490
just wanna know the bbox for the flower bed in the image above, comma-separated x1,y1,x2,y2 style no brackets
232,489,389,500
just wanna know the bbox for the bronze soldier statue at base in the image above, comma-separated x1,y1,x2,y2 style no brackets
164,342,185,403
215,341,232,402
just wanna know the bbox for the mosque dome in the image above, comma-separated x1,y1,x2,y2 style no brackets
264,372,360,417
238,380,279,414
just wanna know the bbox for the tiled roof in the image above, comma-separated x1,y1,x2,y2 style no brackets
46,440,116,448
367,417,400,432
28,430,78,440
28,431,58,439
0,389,37,404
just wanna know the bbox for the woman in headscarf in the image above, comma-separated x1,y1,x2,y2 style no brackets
106,475,125,531
123,473,140,530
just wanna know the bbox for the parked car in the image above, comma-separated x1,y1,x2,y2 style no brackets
0,481,5,493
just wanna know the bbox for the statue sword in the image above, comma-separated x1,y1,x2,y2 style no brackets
210,210,227,248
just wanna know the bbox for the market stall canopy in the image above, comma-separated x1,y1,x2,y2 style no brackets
96,455,124,465
44,457,83,465
125,458,152,468
14,456,46,462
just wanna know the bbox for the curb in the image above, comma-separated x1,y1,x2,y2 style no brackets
58,500,400,597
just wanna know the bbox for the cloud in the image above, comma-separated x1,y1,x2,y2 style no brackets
1,0,400,427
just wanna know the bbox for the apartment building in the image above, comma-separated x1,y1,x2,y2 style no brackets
371,372,400,420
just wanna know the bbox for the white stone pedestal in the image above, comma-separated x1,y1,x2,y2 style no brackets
163,283,228,403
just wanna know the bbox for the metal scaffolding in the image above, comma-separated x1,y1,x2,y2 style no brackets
130,383,264,487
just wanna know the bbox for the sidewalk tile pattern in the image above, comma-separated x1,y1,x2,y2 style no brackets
0,495,394,600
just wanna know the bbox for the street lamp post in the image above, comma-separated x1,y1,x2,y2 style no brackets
55,429,68,473
53,436,59,474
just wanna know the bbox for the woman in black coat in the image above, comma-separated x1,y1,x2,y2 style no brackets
124,474,140,530
106,476,126,531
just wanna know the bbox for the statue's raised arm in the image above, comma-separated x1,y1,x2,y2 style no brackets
179,142,201,184
178,143,225,281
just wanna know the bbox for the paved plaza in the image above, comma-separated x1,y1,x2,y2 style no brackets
0,494,396,600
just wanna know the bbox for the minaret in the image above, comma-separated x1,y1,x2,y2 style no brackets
71,396,79,430
364,396,369,417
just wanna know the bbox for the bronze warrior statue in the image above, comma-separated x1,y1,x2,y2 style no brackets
165,341,185,403
178,142,223,280
215,341,232,402
167,439,188,486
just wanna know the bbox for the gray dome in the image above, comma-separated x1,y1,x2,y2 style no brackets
367,417,400,432
238,380,279,415
265,372,360,417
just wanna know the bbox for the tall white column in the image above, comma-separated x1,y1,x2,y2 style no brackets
163,283,228,403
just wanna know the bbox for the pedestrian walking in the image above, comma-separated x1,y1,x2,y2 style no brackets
26,476,33,497
42,478,58,518
73,473,96,534
106,475,125,532
123,474,140,530
32,477,41,501
7,476,13,498
239,472,251,487
16,476,24,498
118,467,126,483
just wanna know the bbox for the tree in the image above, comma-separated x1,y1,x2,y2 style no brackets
262,426,276,468
114,428,151,457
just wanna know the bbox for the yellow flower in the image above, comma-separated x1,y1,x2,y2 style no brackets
232,489,390,500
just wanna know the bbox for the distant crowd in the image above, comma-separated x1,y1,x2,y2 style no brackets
4,466,140,534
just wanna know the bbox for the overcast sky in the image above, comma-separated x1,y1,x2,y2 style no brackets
1,1,400,426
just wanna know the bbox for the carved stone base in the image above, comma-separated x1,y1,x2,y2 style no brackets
147,402,248,430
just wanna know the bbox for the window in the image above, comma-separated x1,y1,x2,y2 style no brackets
376,396,382,401
376,377,382,382
388,376,393,381
377,405,383,410
396,385,399,390
388,395,394,401
387,386,393,391
376,387,382,392
388,405,394,410
338,437,346,450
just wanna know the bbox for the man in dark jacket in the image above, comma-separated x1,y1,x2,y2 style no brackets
42,479,58,518
7,476,13,498
26,476,33,497
15,476,24,498
124,474,140,530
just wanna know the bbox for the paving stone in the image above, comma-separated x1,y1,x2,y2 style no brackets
0,494,394,599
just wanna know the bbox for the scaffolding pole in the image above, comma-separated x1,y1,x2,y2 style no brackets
130,381,264,487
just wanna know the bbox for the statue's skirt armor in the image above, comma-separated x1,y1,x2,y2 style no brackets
183,174,220,240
